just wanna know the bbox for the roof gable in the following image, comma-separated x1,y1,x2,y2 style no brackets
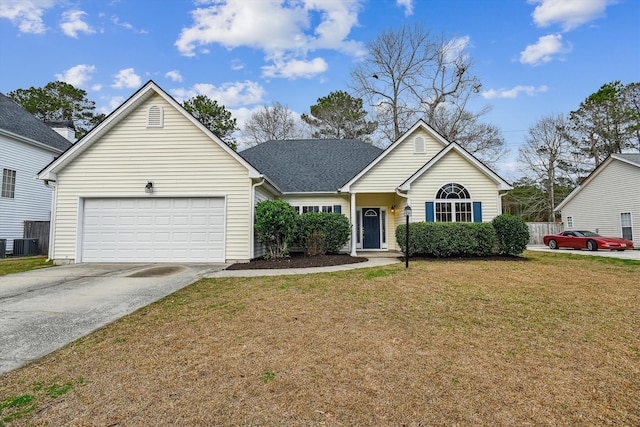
340,120,449,191
398,141,512,191
240,139,383,193
38,81,262,181
0,92,73,153
555,153,640,211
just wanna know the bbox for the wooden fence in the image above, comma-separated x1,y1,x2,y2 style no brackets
23,221,50,255
527,222,563,245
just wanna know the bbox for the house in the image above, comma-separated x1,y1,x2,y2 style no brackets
555,153,640,245
37,81,511,264
0,93,73,255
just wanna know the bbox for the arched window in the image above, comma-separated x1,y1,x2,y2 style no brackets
435,183,472,222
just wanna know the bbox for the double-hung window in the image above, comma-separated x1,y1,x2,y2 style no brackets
621,212,633,241
435,183,472,222
1,169,16,198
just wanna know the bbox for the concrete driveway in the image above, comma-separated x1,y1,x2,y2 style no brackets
527,245,640,260
0,263,225,375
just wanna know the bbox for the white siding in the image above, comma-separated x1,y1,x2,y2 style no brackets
253,185,276,259
284,194,351,214
560,160,640,245
410,150,502,223
351,129,443,192
51,93,254,263
0,135,57,252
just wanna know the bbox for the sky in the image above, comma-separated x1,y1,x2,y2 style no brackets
1,0,639,180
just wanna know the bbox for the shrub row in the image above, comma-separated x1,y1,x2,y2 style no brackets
396,222,496,257
395,214,530,257
255,200,350,259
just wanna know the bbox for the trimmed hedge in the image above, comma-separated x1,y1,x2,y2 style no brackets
297,212,351,255
491,214,529,256
396,222,496,258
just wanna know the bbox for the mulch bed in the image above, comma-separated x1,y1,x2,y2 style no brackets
225,253,369,270
226,252,526,270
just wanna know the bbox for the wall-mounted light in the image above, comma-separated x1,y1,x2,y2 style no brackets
145,181,153,194
390,205,396,213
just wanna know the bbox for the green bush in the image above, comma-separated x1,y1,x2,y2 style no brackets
492,214,530,256
396,222,496,257
254,200,298,259
297,212,351,255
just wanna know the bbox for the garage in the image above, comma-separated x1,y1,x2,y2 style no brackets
80,198,225,263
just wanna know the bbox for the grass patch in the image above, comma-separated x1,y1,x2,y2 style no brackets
0,257,53,276
0,252,638,426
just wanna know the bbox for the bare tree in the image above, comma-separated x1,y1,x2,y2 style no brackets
349,24,502,161
242,102,302,146
517,114,573,221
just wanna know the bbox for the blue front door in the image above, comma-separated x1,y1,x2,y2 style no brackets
363,208,380,249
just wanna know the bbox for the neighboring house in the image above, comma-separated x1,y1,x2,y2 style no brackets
555,153,640,245
0,93,73,254
37,81,512,264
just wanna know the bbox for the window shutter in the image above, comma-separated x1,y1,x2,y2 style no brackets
333,205,342,214
426,202,434,222
473,202,482,222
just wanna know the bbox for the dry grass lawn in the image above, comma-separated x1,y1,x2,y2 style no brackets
1,251,639,426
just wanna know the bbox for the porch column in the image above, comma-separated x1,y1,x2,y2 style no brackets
350,192,357,256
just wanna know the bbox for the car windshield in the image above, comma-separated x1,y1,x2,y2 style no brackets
576,231,600,237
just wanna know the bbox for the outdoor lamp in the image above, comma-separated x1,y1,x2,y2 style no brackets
404,205,412,268
145,181,153,193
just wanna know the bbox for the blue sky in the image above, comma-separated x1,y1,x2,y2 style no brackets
1,0,638,179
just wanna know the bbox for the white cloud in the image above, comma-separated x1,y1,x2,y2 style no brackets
112,68,142,89
91,84,102,91
396,0,414,16
262,56,328,79
482,85,549,99
231,59,244,71
55,64,96,87
111,15,148,34
0,0,55,34
529,0,615,31
519,34,571,65
174,0,364,78
170,80,266,108
165,70,183,82
60,9,94,38
443,35,471,63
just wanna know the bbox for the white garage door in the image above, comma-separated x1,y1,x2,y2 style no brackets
81,198,225,263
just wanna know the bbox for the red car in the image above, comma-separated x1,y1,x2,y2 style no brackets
543,230,634,251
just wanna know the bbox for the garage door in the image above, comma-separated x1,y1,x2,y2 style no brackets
81,198,225,263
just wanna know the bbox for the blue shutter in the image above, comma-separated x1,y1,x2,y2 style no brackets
473,202,482,222
333,205,341,214
426,202,434,222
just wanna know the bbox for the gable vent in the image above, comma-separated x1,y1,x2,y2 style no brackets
147,105,164,128
414,136,425,154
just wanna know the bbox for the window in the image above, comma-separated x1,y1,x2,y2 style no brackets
147,105,164,127
566,216,573,228
414,136,425,154
434,183,472,222
1,169,16,198
621,212,633,241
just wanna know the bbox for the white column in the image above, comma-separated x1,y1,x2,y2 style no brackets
350,192,357,256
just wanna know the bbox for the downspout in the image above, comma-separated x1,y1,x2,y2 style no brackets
498,191,507,215
250,178,265,260
395,187,410,207
44,180,56,262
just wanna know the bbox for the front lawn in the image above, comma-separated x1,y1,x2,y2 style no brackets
0,257,52,276
1,252,638,425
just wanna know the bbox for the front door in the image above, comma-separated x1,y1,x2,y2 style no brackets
363,208,380,249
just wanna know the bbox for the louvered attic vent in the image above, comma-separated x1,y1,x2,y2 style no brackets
147,105,164,128
413,136,425,154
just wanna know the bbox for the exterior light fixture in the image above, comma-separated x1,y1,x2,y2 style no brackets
145,181,153,194
390,205,396,213
404,205,412,268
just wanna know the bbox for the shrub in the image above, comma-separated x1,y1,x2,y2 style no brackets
297,212,351,255
492,214,529,256
254,200,298,259
396,222,496,257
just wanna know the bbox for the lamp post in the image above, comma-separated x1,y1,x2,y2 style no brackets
404,205,412,268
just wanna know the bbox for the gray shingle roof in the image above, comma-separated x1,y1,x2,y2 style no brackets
0,92,73,152
615,153,640,166
240,139,383,192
